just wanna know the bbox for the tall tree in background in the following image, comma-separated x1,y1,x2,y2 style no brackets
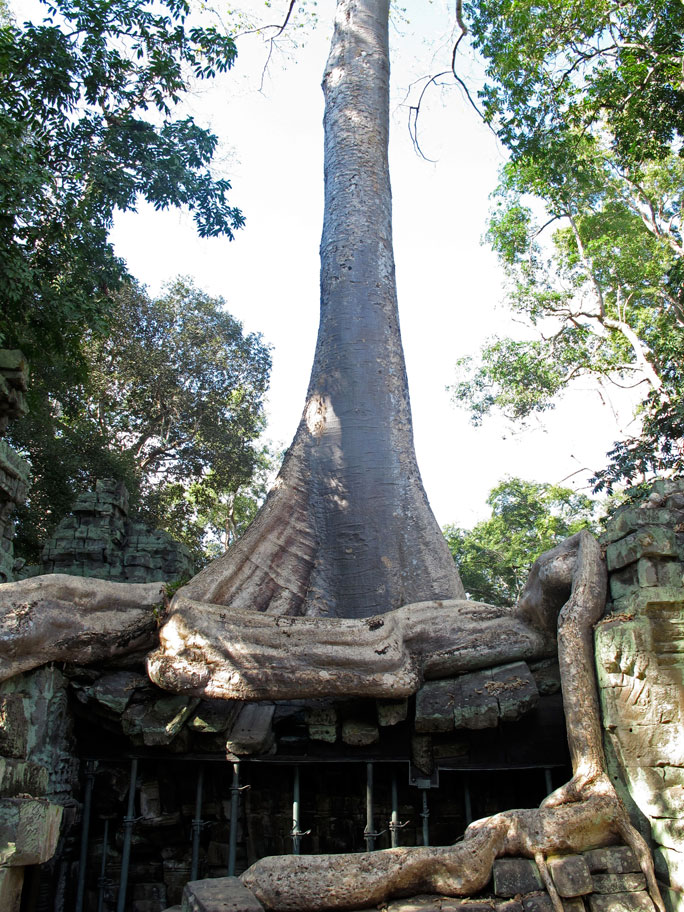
444,477,598,606
10,280,271,564
454,0,684,489
181,0,465,618
0,0,243,364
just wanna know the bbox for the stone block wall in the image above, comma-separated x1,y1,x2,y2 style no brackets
595,479,684,911
0,666,79,912
40,479,194,583
0,350,30,583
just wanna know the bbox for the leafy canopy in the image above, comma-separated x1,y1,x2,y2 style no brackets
454,0,684,489
10,279,272,564
0,0,243,361
444,477,598,606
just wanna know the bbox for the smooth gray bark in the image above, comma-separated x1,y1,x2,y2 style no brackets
180,0,464,618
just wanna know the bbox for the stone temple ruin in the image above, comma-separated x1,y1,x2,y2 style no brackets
2,0,684,908
37,479,194,585
0,346,683,912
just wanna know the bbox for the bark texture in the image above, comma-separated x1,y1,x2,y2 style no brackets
0,535,577,701
239,532,665,912
174,0,464,620
145,529,579,700
147,596,550,701
0,574,164,682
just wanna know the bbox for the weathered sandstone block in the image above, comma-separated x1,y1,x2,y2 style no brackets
0,797,63,865
182,876,264,912
493,858,544,897
549,855,593,897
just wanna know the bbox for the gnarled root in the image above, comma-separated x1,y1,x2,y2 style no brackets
240,532,665,912
0,574,165,681
242,773,662,912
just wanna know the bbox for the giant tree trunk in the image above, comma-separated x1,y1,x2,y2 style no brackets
180,0,464,618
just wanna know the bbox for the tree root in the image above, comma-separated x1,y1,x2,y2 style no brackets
146,594,550,700
0,574,164,682
239,532,665,912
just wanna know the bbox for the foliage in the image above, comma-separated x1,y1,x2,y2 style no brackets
0,0,243,363
465,0,684,165
182,443,281,561
454,0,684,489
10,279,272,564
444,477,598,605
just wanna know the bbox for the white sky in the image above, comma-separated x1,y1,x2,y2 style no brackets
17,0,640,527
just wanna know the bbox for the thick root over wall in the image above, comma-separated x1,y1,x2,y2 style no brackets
240,532,666,912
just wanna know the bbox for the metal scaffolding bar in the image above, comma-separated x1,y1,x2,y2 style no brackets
363,762,387,851
190,765,205,882
96,819,110,912
75,760,96,912
115,758,138,912
544,767,553,796
421,790,430,847
228,762,245,877
390,772,399,848
290,766,311,854
364,762,375,852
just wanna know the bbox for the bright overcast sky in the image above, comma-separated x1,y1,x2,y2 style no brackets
16,0,639,527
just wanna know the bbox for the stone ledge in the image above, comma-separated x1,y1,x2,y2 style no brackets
182,877,264,912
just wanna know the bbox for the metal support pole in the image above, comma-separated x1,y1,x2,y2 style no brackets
364,762,375,852
96,819,110,912
228,762,239,877
228,762,251,877
292,766,301,855
190,765,205,882
75,760,96,912
388,768,409,847
290,766,311,854
420,790,430,847
116,758,138,912
390,772,399,848
544,767,553,797
363,762,387,851
463,775,473,826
